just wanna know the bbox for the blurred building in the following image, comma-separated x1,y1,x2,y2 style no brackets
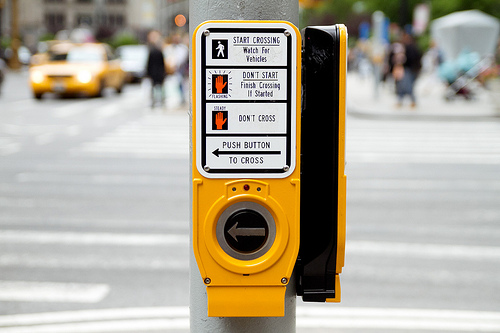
0,0,188,50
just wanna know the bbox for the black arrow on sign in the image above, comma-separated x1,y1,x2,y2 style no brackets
228,222,266,242
212,148,281,157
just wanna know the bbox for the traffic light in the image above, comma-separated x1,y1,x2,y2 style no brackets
296,24,347,302
192,21,301,317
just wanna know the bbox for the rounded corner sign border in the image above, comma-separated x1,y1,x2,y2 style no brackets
194,21,299,179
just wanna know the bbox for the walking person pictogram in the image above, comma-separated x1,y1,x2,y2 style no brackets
212,40,228,59
216,41,225,58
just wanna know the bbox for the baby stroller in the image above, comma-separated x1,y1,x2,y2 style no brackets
431,10,500,101
438,52,492,100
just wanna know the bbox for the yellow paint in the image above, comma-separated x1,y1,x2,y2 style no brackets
192,21,301,317
325,275,342,303
331,24,348,303
207,286,286,317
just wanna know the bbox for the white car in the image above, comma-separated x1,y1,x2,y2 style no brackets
116,45,148,83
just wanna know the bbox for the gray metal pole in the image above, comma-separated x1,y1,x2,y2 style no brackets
189,1,299,332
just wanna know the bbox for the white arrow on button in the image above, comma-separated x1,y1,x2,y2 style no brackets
228,222,266,242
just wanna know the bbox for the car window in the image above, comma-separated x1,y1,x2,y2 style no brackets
102,44,115,61
50,53,68,61
118,47,148,61
67,47,103,62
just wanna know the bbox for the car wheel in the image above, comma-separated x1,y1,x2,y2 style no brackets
116,84,123,94
95,80,105,98
34,93,43,100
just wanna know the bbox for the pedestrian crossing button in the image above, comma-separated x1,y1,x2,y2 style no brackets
216,201,276,261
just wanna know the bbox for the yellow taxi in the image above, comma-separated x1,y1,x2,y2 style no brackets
29,43,126,99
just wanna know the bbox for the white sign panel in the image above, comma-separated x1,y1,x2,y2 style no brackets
205,103,287,134
206,33,288,66
205,69,287,101
194,21,298,178
205,137,287,169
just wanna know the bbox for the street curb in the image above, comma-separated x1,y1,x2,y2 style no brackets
347,104,500,121
346,74,500,121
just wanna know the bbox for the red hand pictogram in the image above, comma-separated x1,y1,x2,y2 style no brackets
215,75,227,94
215,112,227,130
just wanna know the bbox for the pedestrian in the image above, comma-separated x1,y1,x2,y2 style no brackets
0,46,5,96
389,32,422,108
146,30,166,108
163,33,189,106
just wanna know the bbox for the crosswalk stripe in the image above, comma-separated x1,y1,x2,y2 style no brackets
1,87,180,156
0,319,189,332
0,307,188,327
4,87,499,162
0,281,109,303
53,99,101,118
34,132,55,145
0,230,188,246
0,306,499,332
75,113,189,158
347,119,500,164
52,90,141,119
0,138,21,156
3,229,500,260
347,241,500,261
0,253,189,270
349,178,500,191
15,172,186,185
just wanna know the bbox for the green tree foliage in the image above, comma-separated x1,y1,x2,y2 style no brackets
431,0,500,20
362,0,420,26
303,0,500,28
108,32,139,49
319,0,358,23
301,0,500,51
363,0,500,22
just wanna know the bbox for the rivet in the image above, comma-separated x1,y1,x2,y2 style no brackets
203,30,210,36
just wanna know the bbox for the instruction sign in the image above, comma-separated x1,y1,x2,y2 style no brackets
194,21,299,178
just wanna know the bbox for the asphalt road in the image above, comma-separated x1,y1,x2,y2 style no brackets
0,70,499,332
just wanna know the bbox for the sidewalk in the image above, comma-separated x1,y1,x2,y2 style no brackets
347,72,500,119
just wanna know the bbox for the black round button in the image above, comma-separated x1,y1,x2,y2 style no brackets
223,209,269,254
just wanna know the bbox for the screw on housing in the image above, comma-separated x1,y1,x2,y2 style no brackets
204,278,211,284
281,277,288,284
